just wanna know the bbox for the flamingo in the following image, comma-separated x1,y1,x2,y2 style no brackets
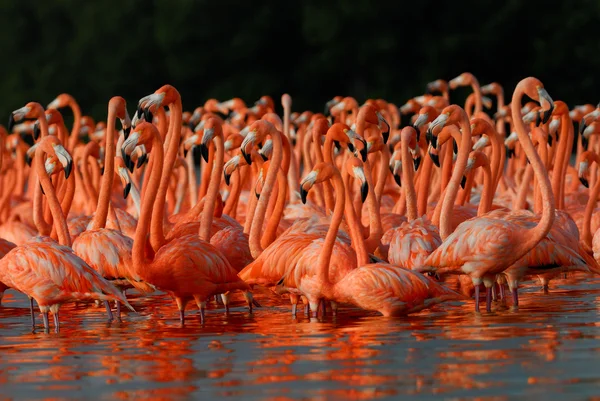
294,160,464,317
415,78,557,312
121,120,254,324
0,132,133,333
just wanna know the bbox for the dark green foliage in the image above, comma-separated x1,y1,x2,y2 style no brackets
0,0,598,121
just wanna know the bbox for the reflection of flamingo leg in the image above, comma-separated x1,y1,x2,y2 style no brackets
499,284,506,302
53,312,60,333
29,298,35,328
486,286,492,312
42,312,50,332
104,301,114,322
512,288,519,307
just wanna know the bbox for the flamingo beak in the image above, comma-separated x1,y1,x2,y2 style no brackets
460,175,467,189
429,150,440,167
54,144,73,179
32,122,41,141
123,182,131,199
414,155,421,171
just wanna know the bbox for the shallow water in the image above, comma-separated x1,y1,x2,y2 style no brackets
1,274,600,400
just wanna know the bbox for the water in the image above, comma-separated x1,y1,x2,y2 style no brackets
1,274,600,400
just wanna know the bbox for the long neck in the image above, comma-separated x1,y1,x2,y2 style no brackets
223,167,242,216
318,170,346,297
439,117,472,239
260,167,288,248
50,172,75,239
511,83,555,258
199,135,225,241
133,132,164,271
362,159,383,253
150,99,182,251
471,79,483,115
81,154,99,213
35,154,71,246
68,101,82,152
374,147,389,204
477,159,493,216
249,132,283,258
417,153,434,216
313,127,333,212
513,164,534,210
92,105,117,229
342,169,369,266
582,155,600,249
551,113,570,208
15,145,25,197
401,139,418,221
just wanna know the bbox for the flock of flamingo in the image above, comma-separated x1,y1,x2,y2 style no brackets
0,74,599,334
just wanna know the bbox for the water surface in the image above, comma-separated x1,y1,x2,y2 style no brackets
1,274,600,400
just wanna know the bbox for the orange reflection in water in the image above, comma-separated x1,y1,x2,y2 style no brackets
0,276,599,400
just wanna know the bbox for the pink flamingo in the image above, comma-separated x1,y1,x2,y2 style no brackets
415,78,557,312
0,130,133,333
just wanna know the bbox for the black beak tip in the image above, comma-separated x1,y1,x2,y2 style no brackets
300,188,308,204
382,130,389,144
548,134,553,146
429,152,440,167
199,144,209,163
411,125,421,142
360,147,368,162
25,154,33,166
33,124,41,141
360,183,369,203
224,172,231,186
255,189,260,200
393,174,401,187
580,177,590,188
136,154,147,169
183,147,189,158
460,175,467,189
123,126,131,140
64,162,73,179
345,141,354,152
542,109,552,125
100,165,105,176
582,136,589,150
143,108,153,123
413,156,421,171
123,182,131,199
241,149,252,165
579,122,587,135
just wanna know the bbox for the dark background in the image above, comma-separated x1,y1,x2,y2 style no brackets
1,0,598,122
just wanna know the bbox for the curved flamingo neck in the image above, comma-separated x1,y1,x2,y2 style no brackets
92,101,118,229
417,153,434,216
151,97,182,251
260,167,287,248
552,111,571,210
401,129,418,221
67,100,82,152
133,128,164,270
511,80,555,259
318,169,346,297
439,112,472,239
342,167,369,266
34,149,71,246
249,129,283,259
199,131,225,242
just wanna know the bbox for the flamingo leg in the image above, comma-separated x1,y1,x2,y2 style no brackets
499,284,506,301
221,294,230,315
200,303,206,324
104,301,114,322
542,284,549,294
310,301,319,318
318,299,326,318
29,298,35,328
290,293,298,318
474,284,480,313
53,312,60,333
42,312,50,333
304,304,310,316
512,288,519,307
331,301,338,316
179,310,185,325
491,285,497,301
291,303,297,317
116,302,121,321
486,286,492,312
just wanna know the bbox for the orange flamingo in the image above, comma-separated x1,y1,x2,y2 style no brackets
415,78,557,312
0,131,132,333
121,120,254,324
